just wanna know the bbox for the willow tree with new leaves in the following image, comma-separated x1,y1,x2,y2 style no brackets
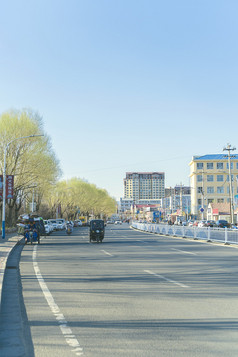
0,109,61,226
45,178,117,220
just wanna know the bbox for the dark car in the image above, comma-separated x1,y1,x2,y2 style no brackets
215,220,229,228
206,220,216,227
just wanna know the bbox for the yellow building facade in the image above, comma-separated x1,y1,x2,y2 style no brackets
189,154,238,219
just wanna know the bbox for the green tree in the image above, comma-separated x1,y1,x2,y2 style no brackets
44,177,117,221
0,109,61,226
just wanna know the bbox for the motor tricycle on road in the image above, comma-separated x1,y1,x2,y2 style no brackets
17,214,41,244
25,227,40,244
89,219,105,243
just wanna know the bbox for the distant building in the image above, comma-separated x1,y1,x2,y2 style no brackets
119,198,162,213
162,185,191,218
165,185,191,197
207,202,230,222
189,154,238,220
119,198,134,213
124,172,165,200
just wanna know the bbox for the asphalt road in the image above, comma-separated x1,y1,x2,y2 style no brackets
19,224,238,357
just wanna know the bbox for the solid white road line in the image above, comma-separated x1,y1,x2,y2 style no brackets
144,269,189,288
32,246,83,356
171,248,197,255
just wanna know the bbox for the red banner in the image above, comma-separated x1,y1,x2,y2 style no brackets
6,175,14,199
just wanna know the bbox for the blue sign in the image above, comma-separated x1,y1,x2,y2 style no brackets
153,211,161,219
200,208,204,212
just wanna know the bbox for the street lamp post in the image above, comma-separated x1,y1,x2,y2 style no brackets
2,134,43,239
223,144,236,225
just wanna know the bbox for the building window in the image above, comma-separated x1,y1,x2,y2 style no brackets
197,187,203,193
217,175,224,182
207,187,214,194
207,163,213,169
218,198,224,203
198,199,202,205
217,162,223,169
207,199,214,204
197,163,203,169
217,187,224,194
197,175,202,182
226,162,234,169
236,163,238,169
207,175,214,182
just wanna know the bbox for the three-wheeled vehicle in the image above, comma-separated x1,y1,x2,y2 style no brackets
89,219,105,243
17,214,42,244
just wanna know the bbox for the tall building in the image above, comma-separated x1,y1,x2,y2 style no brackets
189,154,238,218
124,172,165,200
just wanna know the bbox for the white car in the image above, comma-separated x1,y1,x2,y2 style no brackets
56,219,66,230
44,220,52,235
47,219,59,230
115,220,122,225
198,220,207,228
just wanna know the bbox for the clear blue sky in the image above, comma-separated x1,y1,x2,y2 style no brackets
0,0,237,200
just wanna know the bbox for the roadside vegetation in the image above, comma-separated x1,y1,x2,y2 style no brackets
0,109,116,227
42,178,117,221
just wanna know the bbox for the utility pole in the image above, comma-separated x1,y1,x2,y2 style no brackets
223,143,236,225
32,187,35,213
201,171,205,220
180,183,183,214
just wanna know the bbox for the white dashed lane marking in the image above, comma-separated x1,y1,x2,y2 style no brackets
33,246,84,356
171,248,197,255
144,269,189,288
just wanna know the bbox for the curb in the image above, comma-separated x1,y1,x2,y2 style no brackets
0,235,24,308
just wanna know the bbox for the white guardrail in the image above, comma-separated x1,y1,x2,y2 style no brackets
132,222,238,245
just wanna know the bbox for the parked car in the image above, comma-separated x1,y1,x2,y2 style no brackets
47,219,59,230
44,220,52,235
44,220,54,233
216,220,229,228
206,220,216,227
73,220,82,227
198,220,207,228
56,219,66,230
115,220,122,225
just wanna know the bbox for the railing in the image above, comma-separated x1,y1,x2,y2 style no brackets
131,222,238,245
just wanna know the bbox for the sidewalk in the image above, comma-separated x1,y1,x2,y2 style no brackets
0,232,23,307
